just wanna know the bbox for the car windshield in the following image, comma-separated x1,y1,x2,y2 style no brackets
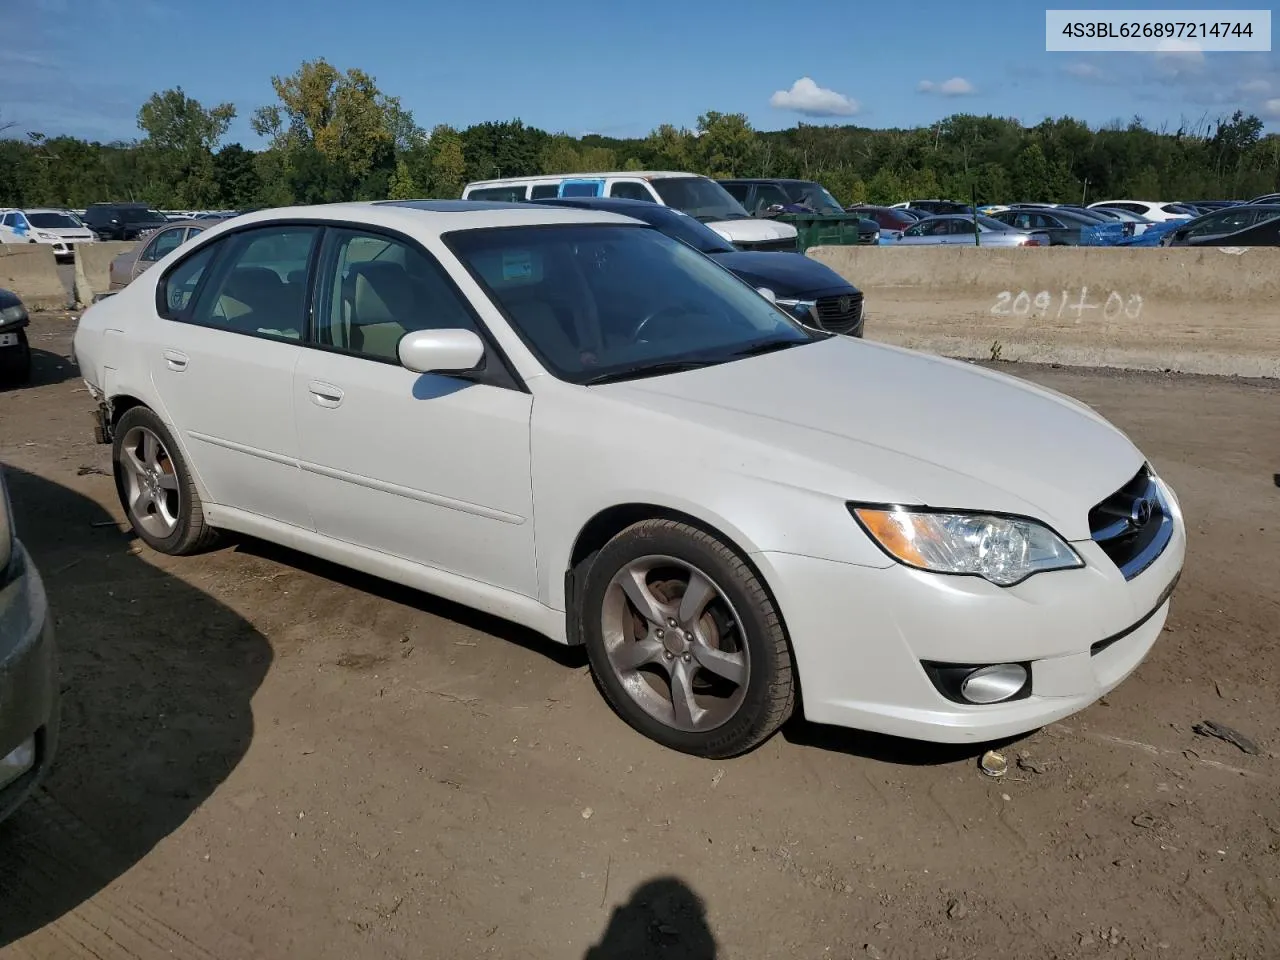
650,177,752,222
446,224,817,385
121,208,165,222
27,212,82,229
788,183,845,214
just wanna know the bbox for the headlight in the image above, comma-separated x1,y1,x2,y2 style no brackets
36,231,57,241
851,506,1082,586
776,298,816,318
0,304,27,324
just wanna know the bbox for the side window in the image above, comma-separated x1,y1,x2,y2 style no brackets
188,226,319,339
314,229,477,363
468,186,528,202
141,229,185,262
608,181,655,202
184,227,204,241
720,183,749,203
159,241,221,318
529,184,560,200
0,214,12,227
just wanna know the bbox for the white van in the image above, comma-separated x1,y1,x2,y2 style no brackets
461,172,799,252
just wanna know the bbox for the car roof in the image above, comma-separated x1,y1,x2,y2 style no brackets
205,200,642,236
466,171,698,187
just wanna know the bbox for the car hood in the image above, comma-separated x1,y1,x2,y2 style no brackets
41,228,94,240
594,337,1143,539
709,250,858,298
705,217,797,243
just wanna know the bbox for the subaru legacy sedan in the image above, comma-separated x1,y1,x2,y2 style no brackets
71,201,1184,758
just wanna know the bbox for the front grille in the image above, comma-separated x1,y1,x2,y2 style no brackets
1088,464,1173,580
814,293,865,335
738,237,799,253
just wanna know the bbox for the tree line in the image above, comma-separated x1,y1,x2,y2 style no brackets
2,58,1277,212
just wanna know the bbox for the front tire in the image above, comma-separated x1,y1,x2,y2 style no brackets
112,406,218,555
581,519,795,758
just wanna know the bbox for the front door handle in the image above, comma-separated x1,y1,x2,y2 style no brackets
163,349,188,371
308,380,344,408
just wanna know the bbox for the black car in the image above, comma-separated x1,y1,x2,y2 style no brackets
535,197,866,336
1162,204,1280,246
718,179,879,244
0,288,31,386
902,199,974,216
82,202,169,241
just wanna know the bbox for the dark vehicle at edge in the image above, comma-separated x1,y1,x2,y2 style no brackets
535,197,867,337
82,202,169,241
0,288,32,386
1161,204,1280,247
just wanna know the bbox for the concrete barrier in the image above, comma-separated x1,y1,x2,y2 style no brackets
0,242,68,310
809,245,1280,378
76,241,137,299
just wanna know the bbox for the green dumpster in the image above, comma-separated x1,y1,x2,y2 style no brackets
775,213,877,252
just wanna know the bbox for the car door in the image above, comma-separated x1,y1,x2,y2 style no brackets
897,219,950,245
292,226,537,597
148,224,319,529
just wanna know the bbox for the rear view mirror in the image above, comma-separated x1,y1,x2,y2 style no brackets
398,328,485,375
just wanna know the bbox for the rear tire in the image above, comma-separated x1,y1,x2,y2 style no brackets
580,519,795,758
112,406,219,555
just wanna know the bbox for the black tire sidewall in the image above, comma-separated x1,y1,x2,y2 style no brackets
581,522,788,758
112,408,199,554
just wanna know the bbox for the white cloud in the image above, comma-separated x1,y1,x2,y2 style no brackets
1262,98,1280,119
769,77,860,117
1065,62,1104,80
917,77,976,96
1239,78,1271,95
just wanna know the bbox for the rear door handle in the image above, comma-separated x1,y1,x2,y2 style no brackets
163,349,188,371
308,380,344,408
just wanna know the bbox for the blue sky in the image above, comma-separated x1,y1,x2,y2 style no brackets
3,0,1277,145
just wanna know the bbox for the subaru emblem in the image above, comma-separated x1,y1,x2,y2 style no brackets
1130,497,1154,528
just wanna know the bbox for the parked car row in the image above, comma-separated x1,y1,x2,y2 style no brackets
69,198,1186,760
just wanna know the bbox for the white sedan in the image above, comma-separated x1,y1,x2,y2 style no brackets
72,201,1185,757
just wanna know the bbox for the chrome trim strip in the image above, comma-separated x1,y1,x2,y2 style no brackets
298,459,526,525
187,431,296,467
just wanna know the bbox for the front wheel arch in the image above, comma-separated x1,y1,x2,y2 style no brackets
564,504,798,701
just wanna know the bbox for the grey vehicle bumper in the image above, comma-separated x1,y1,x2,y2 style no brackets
0,541,59,825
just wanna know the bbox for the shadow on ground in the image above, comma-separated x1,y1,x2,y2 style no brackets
231,536,588,670
783,718,1024,766
0,466,272,946
584,876,717,960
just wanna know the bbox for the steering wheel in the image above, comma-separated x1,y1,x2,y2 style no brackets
632,304,712,342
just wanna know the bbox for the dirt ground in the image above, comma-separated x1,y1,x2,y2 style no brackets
2,312,1278,960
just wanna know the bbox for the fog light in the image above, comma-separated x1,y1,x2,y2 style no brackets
960,664,1029,704
0,737,35,791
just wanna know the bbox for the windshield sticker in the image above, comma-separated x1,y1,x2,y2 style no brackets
502,251,533,281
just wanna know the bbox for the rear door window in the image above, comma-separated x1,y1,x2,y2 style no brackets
468,186,528,202
529,184,560,200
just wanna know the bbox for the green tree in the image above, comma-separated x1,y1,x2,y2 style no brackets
213,144,261,208
427,125,467,198
387,158,419,199
695,111,759,178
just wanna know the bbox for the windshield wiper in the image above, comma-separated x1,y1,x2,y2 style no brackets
727,338,811,358
584,358,725,385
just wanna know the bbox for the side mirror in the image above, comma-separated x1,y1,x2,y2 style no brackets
756,287,777,303
398,328,485,376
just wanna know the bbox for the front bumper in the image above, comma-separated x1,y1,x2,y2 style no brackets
0,541,59,823
755,508,1185,743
